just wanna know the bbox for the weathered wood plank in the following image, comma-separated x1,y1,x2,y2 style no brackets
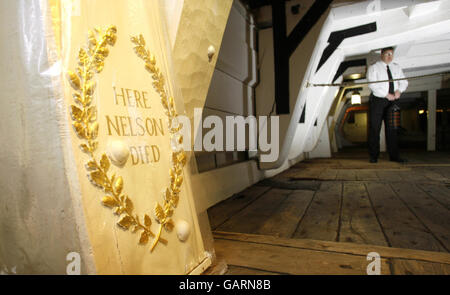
427,166,450,179
375,170,403,182
366,182,446,252
336,170,357,181
208,186,272,230
403,167,431,183
339,182,388,246
391,182,450,251
392,259,450,275
418,183,450,211
422,167,448,182
214,238,391,275
226,265,284,275
256,190,315,238
318,169,338,180
284,168,324,180
292,182,342,241
213,231,450,264
216,188,291,234
356,170,379,181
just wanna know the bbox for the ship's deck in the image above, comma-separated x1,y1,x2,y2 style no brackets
207,150,450,274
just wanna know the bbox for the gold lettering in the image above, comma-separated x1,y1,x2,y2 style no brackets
151,145,160,163
105,115,165,137
142,91,151,109
112,86,152,109
125,89,135,107
153,118,164,136
113,86,126,106
144,145,151,163
136,117,145,136
119,116,130,136
130,146,139,165
106,115,121,136
127,116,136,136
128,145,160,165
134,90,144,108
138,146,146,164
145,118,154,136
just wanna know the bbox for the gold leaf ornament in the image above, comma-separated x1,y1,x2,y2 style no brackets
114,176,123,195
139,231,149,245
102,196,118,208
70,105,83,122
90,171,105,188
154,203,165,224
68,26,154,241
68,27,188,253
118,215,134,230
131,34,188,251
67,71,81,91
100,153,110,172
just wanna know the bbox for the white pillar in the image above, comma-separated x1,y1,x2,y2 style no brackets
427,89,437,151
309,120,332,158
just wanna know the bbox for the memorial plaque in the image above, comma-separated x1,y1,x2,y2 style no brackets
56,0,208,274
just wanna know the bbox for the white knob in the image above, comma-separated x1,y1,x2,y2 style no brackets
107,139,129,167
207,45,215,61
176,219,190,242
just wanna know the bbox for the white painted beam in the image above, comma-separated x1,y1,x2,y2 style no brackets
427,89,437,151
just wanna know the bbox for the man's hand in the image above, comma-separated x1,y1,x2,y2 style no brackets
386,93,396,101
394,90,401,99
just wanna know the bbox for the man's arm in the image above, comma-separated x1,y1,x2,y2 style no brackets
397,66,408,93
395,66,408,99
367,64,383,95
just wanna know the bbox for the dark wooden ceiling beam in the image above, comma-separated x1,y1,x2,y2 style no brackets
287,0,333,57
272,0,290,114
271,0,332,114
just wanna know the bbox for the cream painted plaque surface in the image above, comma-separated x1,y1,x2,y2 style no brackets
57,0,206,274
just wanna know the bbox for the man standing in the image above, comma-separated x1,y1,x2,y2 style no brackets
367,47,408,163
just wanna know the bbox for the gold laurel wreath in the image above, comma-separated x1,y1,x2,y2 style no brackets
67,26,186,252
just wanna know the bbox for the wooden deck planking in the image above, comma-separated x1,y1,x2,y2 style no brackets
421,167,449,182
226,265,284,275
214,237,391,275
390,182,450,252
214,231,450,265
356,170,379,181
207,151,450,274
317,169,338,180
403,167,432,183
286,168,324,180
375,170,404,182
208,185,272,230
292,182,342,241
417,183,450,211
391,259,450,275
336,169,357,181
256,190,315,238
216,188,291,234
365,182,446,252
339,182,388,246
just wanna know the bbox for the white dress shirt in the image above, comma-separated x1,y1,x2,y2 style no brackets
367,60,408,98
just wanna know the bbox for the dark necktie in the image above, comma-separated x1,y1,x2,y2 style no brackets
387,65,394,94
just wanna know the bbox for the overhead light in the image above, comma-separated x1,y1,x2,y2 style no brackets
419,109,425,114
351,91,361,105
344,73,364,81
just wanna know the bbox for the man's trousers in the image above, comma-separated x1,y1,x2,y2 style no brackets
368,94,400,161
